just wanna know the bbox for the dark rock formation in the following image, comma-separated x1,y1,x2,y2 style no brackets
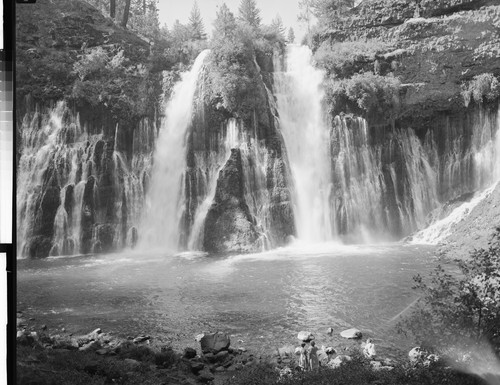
199,332,231,354
203,149,260,253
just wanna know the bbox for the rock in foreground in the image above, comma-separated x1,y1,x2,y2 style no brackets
340,328,362,339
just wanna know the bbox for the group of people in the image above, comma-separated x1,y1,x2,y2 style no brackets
297,340,320,371
296,338,376,371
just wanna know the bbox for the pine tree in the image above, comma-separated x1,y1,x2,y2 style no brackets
213,3,237,38
188,1,206,40
298,0,313,39
238,0,261,29
270,14,286,39
287,27,295,43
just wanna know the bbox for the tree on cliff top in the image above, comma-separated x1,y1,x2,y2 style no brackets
238,0,261,29
288,27,295,43
213,3,237,39
189,1,207,40
270,14,286,40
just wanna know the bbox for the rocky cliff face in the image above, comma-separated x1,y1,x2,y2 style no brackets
315,0,500,241
180,51,295,252
316,0,500,123
203,149,260,253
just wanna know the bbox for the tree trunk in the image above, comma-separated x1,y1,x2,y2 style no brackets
110,0,116,19
121,0,131,28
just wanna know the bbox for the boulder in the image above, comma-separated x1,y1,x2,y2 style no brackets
215,351,229,361
328,355,352,369
16,331,36,346
324,346,336,354
189,361,205,373
278,345,296,358
184,347,197,359
297,331,314,342
124,358,141,368
133,335,150,343
424,353,440,366
79,340,100,351
197,368,215,383
200,332,230,354
318,350,329,365
409,347,425,363
340,328,362,339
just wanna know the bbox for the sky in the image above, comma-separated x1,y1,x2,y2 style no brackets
157,0,307,42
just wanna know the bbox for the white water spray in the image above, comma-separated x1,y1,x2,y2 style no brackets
274,45,334,243
139,50,210,251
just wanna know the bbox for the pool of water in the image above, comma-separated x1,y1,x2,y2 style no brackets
17,242,439,357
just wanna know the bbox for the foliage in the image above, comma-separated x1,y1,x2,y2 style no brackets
270,14,286,40
225,352,483,385
299,0,355,40
326,71,402,118
312,0,355,23
288,27,296,43
214,3,238,38
86,0,160,34
398,229,500,352
314,39,392,78
461,73,500,107
188,1,206,40
17,343,179,385
207,2,283,122
238,0,262,30
71,45,163,118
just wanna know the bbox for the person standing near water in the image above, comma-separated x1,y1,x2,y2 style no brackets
298,342,309,371
308,340,319,370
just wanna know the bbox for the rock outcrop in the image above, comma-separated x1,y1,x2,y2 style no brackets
203,149,260,253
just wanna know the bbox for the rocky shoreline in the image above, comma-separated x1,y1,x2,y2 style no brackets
17,311,430,385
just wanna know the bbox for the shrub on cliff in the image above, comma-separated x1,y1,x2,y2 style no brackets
398,229,500,353
326,71,402,118
314,39,392,78
71,46,162,118
461,73,500,107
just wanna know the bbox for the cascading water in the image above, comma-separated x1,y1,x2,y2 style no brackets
139,49,210,251
412,104,500,244
16,100,149,257
274,45,499,244
274,45,335,243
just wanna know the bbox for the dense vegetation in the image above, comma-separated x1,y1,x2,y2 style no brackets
204,0,287,122
398,229,500,354
224,356,483,385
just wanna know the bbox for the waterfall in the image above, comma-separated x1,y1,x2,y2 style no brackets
274,45,335,243
139,49,210,251
411,104,500,244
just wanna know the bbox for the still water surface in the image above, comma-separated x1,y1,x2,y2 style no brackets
18,242,439,357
